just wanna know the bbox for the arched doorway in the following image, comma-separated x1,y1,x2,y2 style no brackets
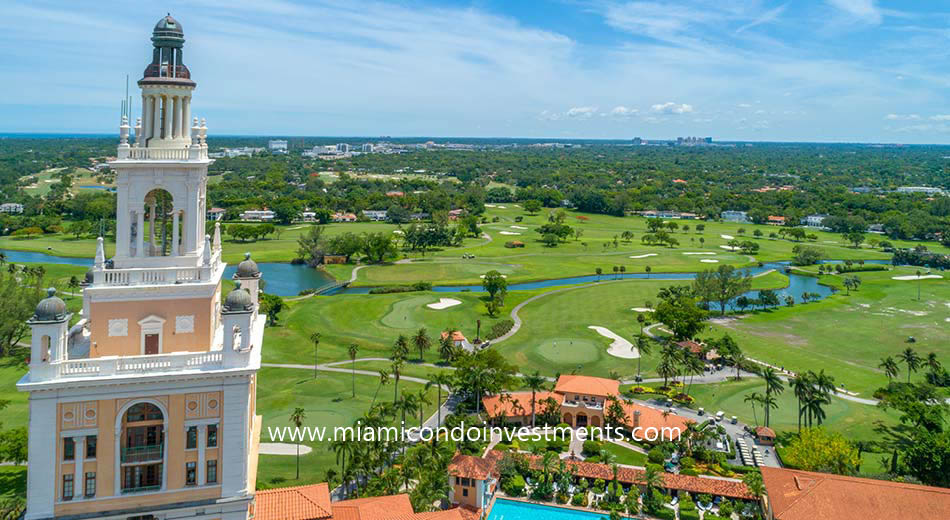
591,415,602,428
119,402,166,493
562,412,573,427
144,188,178,256
576,413,588,428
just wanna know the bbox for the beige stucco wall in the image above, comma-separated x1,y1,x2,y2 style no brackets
54,391,224,516
87,289,218,357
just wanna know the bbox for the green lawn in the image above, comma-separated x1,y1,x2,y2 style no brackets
347,360,455,381
602,441,649,466
0,361,28,430
707,266,950,396
686,378,902,441
256,367,442,489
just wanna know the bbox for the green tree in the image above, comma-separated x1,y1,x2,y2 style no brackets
412,327,431,361
784,428,860,475
310,332,321,379
522,371,548,428
879,356,899,383
899,347,922,383
481,270,508,302
523,199,542,214
289,407,306,479
348,343,360,397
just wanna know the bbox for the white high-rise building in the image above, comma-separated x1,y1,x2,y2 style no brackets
17,15,264,520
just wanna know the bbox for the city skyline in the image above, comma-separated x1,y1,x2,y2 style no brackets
3,1,950,143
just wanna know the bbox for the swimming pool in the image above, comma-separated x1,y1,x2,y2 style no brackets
487,499,613,520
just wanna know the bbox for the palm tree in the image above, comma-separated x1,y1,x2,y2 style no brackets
789,373,812,432
645,265,652,278
878,356,899,383
522,371,548,427
412,327,431,361
397,393,419,430
760,394,778,427
637,312,647,334
761,367,785,427
899,347,922,383
391,359,404,404
415,388,432,427
684,355,705,397
310,332,321,379
635,334,651,381
393,335,410,362
426,372,454,428
438,333,455,363
744,392,763,426
348,343,360,397
643,463,664,495
802,392,829,427
372,370,389,406
926,352,942,376
331,437,354,497
289,407,306,479
916,269,922,301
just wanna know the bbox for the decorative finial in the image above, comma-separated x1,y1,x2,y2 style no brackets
46,287,56,298
94,236,105,268
202,234,212,266
213,222,222,251
244,252,251,260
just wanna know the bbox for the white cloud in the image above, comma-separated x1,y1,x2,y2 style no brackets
737,103,753,108
610,105,638,117
884,113,921,120
652,102,694,114
827,0,883,25
930,115,950,121
566,106,598,118
735,3,787,34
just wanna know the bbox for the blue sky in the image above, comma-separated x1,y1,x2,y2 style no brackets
2,0,950,142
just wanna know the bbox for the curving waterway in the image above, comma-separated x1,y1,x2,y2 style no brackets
5,248,889,309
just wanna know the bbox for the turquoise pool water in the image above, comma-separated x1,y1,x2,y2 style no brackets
487,499,612,520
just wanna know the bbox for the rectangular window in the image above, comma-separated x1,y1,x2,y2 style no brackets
63,437,75,461
185,462,196,486
62,474,74,501
462,488,468,497
207,424,217,448
461,477,470,486
207,460,217,484
86,435,97,459
186,426,197,450
84,472,96,497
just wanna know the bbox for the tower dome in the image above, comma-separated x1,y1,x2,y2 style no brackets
140,13,194,86
32,288,67,322
235,252,261,278
224,283,254,313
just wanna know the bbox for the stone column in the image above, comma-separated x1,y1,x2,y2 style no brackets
185,180,200,254
136,209,145,258
73,436,85,499
182,96,191,143
141,94,150,141
151,95,161,142
171,96,180,139
149,202,156,255
171,210,180,256
197,424,207,484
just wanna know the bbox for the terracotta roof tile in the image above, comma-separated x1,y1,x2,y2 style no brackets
448,453,497,480
762,466,950,520
482,391,563,418
554,375,620,397
620,401,693,441
330,494,415,520
255,482,333,520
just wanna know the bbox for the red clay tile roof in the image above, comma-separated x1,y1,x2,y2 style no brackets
554,375,620,398
676,340,704,354
761,466,950,520
255,482,333,520
390,510,467,520
440,330,467,342
506,451,754,500
330,494,415,520
482,391,563,418
448,453,498,480
620,401,693,441
755,426,776,437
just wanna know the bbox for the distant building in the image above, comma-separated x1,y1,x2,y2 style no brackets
268,139,288,152
897,186,947,196
206,207,226,221
801,214,830,228
721,210,750,223
851,186,873,194
361,143,375,152
240,209,275,221
639,210,699,220
386,191,404,197
336,143,350,153
363,210,388,221
332,212,357,223
767,215,786,226
0,202,24,214
867,223,885,234
299,211,317,222
632,137,642,145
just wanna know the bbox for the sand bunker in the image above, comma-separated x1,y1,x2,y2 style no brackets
892,274,943,280
485,204,497,208
720,245,740,251
479,274,507,278
683,252,716,255
631,307,655,312
427,298,462,310
497,205,507,208
629,253,658,259
499,231,521,235
589,326,639,359
720,234,734,240
511,225,528,230
260,443,313,455
701,259,720,263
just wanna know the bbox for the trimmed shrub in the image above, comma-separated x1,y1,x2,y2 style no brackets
718,499,734,517
593,478,606,494
679,495,696,512
571,492,588,507
582,440,603,456
486,319,515,340
680,456,696,469
648,447,666,464
680,468,699,476
679,510,701,520
556,492,569,504
652,507,676,520
502,474,525,496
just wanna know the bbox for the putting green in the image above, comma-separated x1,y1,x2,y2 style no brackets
380,295,435,329
534,337,602,365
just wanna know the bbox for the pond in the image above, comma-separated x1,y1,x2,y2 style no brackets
2,249,891,306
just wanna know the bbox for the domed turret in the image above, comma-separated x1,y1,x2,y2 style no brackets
140,13,194,86
83,268,94,286
223,283,254,313
32,288,67,322
235,252,261,278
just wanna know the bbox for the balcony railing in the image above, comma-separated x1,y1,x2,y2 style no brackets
121,444,164,463
116,145,208,161
121,484,162,494
55,350,225,379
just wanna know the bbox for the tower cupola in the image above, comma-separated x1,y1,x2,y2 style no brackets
140,14,194,87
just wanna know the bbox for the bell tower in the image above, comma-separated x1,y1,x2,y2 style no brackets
18,15,264,520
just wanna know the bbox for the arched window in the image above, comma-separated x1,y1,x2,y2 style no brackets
143,188,177,256
232,325,243,351
126,403,163,423
41,335,50,362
